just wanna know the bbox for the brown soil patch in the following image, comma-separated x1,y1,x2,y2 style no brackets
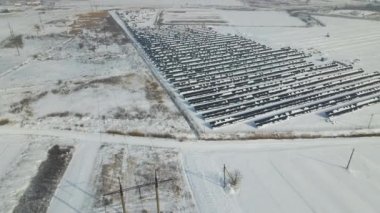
70,11,108,34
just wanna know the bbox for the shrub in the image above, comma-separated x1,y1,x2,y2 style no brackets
0,118,10,125
106,130,126,135
1,35,23,48
228,170,242,187
128,130,145,137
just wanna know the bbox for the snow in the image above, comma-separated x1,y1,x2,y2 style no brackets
115,9,380,135
89,0,243,8
215,15,380,73
2,127,380,213
47,137,100,213
160,9,305,26
328,9,378,17
182,137,380,213
195,14,380,134
0,10,193,138
1,2,380,212
0,134,58,213
0,9,74,74
218,10,305,27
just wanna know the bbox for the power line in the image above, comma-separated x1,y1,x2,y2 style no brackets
103,178,174,196
155,169,160,213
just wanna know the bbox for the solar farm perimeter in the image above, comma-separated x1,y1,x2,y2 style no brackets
112,10,380,136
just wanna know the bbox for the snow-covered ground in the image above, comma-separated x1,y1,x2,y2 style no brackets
183,137,380,213
4,7,370,143
116,9,380,136
160,9,306,26
1,1,380,212
1,128,380,213
0,8,193,138
0,134,72,213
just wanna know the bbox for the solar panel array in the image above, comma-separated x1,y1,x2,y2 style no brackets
128,25,380,128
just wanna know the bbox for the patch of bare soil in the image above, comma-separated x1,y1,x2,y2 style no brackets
94,145,195,212
145,78,164,103
95,148,124,207
51,74,134,95
13,145,73,213
70,11,109,34
69,11,128,44
109,102,181,121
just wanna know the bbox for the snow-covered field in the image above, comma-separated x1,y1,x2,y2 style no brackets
0,8,193,139
0,129,196,213
183,137,380,213
219,10,305,26
160,9,306,26
1,0,380,212
1,128,380,213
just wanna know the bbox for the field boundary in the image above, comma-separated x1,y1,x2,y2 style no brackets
109,10,202,139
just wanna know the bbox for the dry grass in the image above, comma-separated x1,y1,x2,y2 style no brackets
0,35,23,48
51,75,132,95
45,111,70,118
95,148,124,207
69,10,129,45
94,145,196,212
228,170,242,187
149,132,176,139
0,118,10,126
88,76,123,86
10,91,48,115
106,130,127,136
145,79,164,103
204,131,380,141
69,11,108,34
42,111,87,119
128,130,145,137
112,107,152,120
105,129,176,139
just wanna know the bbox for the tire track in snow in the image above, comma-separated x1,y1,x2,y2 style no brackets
270,161,316,213
183,153,243,213
183,153,220,213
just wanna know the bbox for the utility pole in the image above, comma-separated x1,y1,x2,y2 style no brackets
119,177,127,213
223,164,226,188
103,26,107,49
345,148,355,170
38,12,44,31
8,22,20,56
8,22,14,37
368,113,374,129
103,195,107,213
155,169,160,213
